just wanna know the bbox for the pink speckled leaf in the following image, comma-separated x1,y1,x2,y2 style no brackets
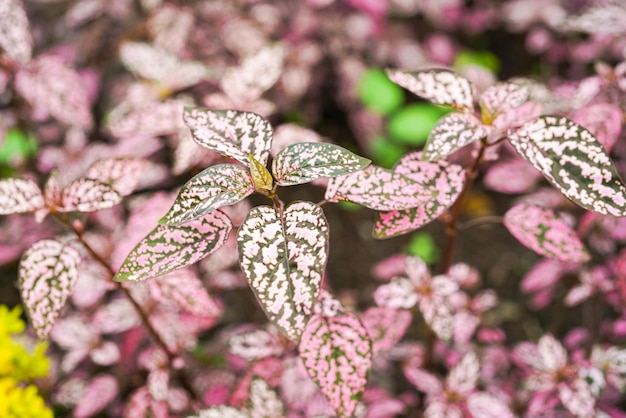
237,201,328,341
325,165,437,211
107,99,184,139
60,178,122,213
466,393,515,418
160,164,254,225
85,158,150,196
504,203,590,263
115,210,232,282
222,44,285,102
0,178,44,214
273,143,370,186
479,81,529,123
446,351,479,395
189,407,248,418
508,115,626,216
386,69,475,110
149,269,221,317
404,366,442,395
361,307,412,356
559,378,596,416
484,158,542,194
14,56,93,129
299,298,372,418
571,103,622,153
419,297,455,341
183,108,272,165
423,112,490,161
19,239,81,339
229,329,283,361
74,375,118,418
248,377,286,418
374,152,465,238
0,0,32,64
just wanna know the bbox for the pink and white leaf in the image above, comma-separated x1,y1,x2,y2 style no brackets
508,115,626,216
19,239,81,339
189,406,248,418
0,178,44,215
149,269,221,317
325,165,437,211
160,164,254,225
423,112,490,162
479,81,530,122
492,101,542,132
237,201,328,341
229,328,283,361
222,44,285,103
74,375,118,418
520,259,574,293
466,392,515,418
484,158,542,194
361,307,412,356
403,365,443,395
183,108,273,166
452,310,480,344
313,288,347,318
107,99,184,139
272,142,370,186
115,210,232,282
571,103,622,153
373,278,418,309
504,203,589,263
124,386,169,418
558,378,596,417
537,334,568,372
248,377,286,418
419,296,455,341
374,153,465,238
299,307,372,418
271,123,323,157
446,351,479,396
14,56,93,129
90,341,120,366
0,0,32,64
59,178,122,213
385,68,475,110
92,298,140,334
424,399,463,418
85,158,150,196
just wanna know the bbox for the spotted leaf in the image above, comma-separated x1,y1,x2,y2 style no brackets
0,0,32,64
149,269,221,317
423,112,491,161
479,81,530,124
73,375,118,418
385,69,474,110
237,201,328,341
160,164,254,225
374,152,465,238
325,165,437,211
0,178,44,215
60,178,122,213
107,99,184,139
361,307,412,356
272,143,371,186
85,158,150,196
504,203,590,263
183,108,272,165
508,115,626,216
19,239,81,339
299,294,372,418
248,377,286,418
189,406,248,418
115,210,232,282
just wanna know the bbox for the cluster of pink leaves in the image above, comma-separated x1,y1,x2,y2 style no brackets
2,0,626,417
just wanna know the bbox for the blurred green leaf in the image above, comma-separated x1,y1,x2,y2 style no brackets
405,232,439,264
368,136,405,169
0,128,38,167
337,201,362,212
454,50,501,74
388,103,449,146
357,69,404,115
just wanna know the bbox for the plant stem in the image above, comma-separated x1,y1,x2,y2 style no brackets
55,215,202,403
438,144,486,274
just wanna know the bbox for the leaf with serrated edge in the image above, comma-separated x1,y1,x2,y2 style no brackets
115,210,232,282
272,143,371,186
85,158,150,196
325,165,437,211
508,115,626,216
60,178,122,213
299,292,372,418
423,112,491,161
248,377,286,418
385,69,474,110
184,108,272,165
0,178,44,215
0,0,32,64
374,152,465,238
19,239,81,339
504,203,590,263
237,201,328,341
160,164,254,225
479,81,529,124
